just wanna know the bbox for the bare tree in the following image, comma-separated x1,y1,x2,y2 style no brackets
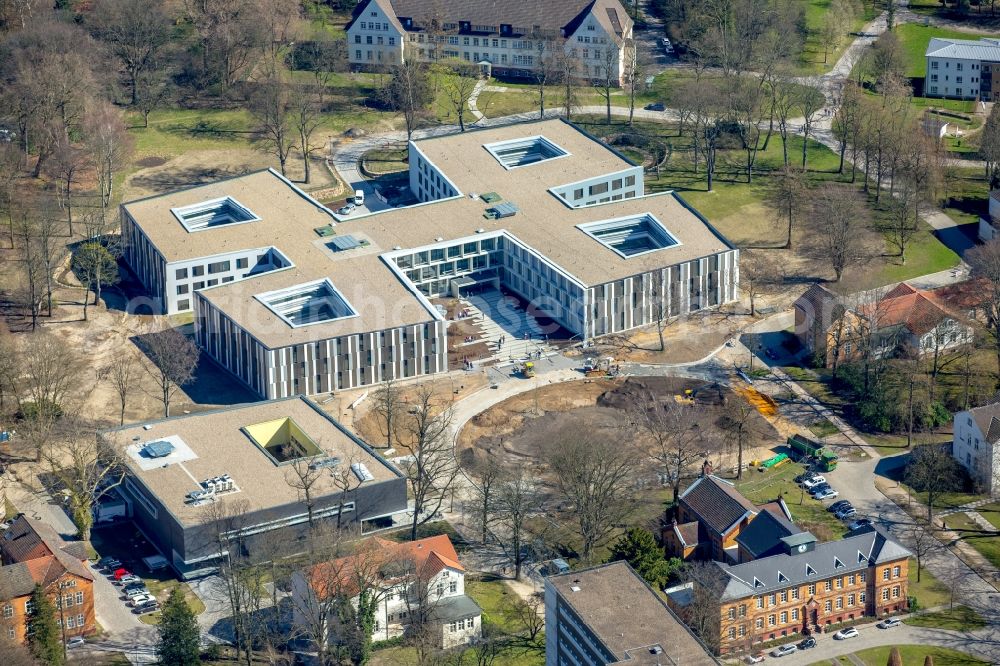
502,592,545,644
402,386,459,540
249,76,295,176
546,423,637,563
469,453,503,543
629,395,711,506
439,61,480,132
766,165,808,249
101,352,137,425
624,40,640,127
717,393,763,480
381,53,433,142
809,185,869,282
371,376,403,449
84,101,134,213
533,39,560,119
904,445,961,522
493,469,538,579
739,252,778,317
19,330,84,421
328,454,363,529
797,86,826,170
285,456,325,530
90,0,171,105
679,561,728,655
10,205,49,330
47,137,89,235
72,241,120,321
138,326,199,417
555,49,581,119
899,519,939,583
45,426,125,542
593,45,619,124
291,86,323,184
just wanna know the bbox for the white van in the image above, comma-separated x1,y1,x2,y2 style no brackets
353,189,365,206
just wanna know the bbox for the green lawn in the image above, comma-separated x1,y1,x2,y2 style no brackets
808,417,840,439
734,462,848,541
865,432,950,458
846,645,989,666
905,605,986,630
976,501,1000,530
872,222,961,286
943,511,1000,568
895,23,994,79
798,0,879,75
908,558,955,609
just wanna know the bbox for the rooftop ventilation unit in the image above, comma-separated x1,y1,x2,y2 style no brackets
485,202,518,220
328,235,361,251
308,457,342,471
142,440,175,459
351,462,375,482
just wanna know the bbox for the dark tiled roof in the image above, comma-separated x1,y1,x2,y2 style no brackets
680,476,756,537
968,402,1000,443
352,0,632,43
0,516,92,584
429,594,482,622
0,562,35,598
735,510,803,560
794,283,843,331
717,526,912,601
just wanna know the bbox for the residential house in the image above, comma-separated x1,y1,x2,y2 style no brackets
544,561,718,665
0,516,96,645
952,403,1000,496
345,0,634,84
665,526,912,656
793,282,974,369
290,534,482,650
924,37,1000,100
662,474,797,564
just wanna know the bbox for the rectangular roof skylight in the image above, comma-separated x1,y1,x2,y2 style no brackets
256,279,358,328
484,135,569,169
577,214,680,258
171,196,260,232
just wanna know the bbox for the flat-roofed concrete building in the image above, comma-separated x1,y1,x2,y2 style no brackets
102,397,408,578
345,0,633,85
120,119,737,399
544,561,718,665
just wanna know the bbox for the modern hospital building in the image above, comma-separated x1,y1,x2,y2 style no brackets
120,119,739,399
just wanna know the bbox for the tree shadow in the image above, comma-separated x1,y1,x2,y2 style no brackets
932,222,978,257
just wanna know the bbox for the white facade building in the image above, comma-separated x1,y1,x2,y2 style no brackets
924,37,1000,100
290,535,482,649
953,404,1000,497
346,0,633,84
978,190,1000,242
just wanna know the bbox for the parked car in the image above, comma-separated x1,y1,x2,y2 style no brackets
802,476,827,490
134,601,159,614
337,203,355,215
828,500,852,513
808,483,832,494
125,588,150,601
644,102,666,111
352,189,365,206
834,627,859,640
770,644,797,657
116,574,142,586
797,637,816,650
849,518,873,530
65,636,85,649
813,488,840,500
128,594,156,607
745,654,765,664
835,506,857,519
97,556,119,568
878,618,902,629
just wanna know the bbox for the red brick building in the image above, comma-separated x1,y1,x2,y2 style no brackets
0,516,96,644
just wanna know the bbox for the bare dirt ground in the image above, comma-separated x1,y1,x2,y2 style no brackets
123,148,339,200
345,371,490,450
587,309,749,365
457,376,780,489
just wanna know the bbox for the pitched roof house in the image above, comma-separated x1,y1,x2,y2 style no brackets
793,282,974,369
290,534,482,650
0,516,96,644
663,475,799,564
953,402,1000,496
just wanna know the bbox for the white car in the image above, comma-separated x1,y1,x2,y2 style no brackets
745,655,765,664
771,644,797,657
802,476,827,489
834,627,859,640
65,636,85,649
878,617,902,629
813,488,840,500
128,594,156,607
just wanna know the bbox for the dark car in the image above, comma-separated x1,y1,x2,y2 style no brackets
134,601,159,615
797,637,817,650
828,500,852,513
644,102,666,112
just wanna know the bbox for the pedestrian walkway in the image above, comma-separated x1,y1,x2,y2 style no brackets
461,289,554,362
938,496,994,517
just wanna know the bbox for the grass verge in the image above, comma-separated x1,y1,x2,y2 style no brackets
905,605,986,630
848,645,989,666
